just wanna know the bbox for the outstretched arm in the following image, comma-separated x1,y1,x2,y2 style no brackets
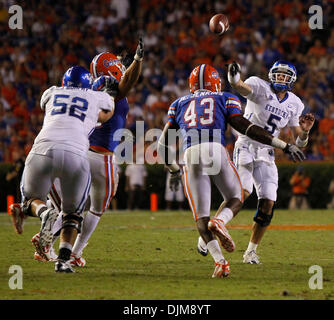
118,37,144,99
227,62,252,97
290,113,315,148
229,115,305,162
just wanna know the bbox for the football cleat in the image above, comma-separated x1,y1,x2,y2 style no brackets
243,250,262,264
70,254,86,267
32,233,57,262
212,259,230,278
39,208,58,255
34,251,48,262
208,218,235,252
197,236,208,256
55,259,75,273
9,203,26,234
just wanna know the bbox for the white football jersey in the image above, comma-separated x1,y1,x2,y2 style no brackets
31,86,114,156
237,76,304,147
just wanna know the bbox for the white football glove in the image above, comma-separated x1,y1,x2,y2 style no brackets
169,170,181,192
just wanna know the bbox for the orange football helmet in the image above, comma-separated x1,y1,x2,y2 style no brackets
189,64,221,93
90,52,126,81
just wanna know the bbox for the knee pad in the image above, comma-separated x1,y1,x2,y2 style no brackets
62,213,83,233
253,200,275,227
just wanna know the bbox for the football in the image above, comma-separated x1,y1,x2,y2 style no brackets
209,13,229,35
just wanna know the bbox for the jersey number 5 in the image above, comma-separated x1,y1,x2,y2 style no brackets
264,114,281,134
51,95,88,122
183,97,215,128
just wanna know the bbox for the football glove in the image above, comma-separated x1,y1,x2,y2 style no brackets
169,169,181,192
134,36,144,61
283,144,306,162
92,75,119,97
227,61,241,84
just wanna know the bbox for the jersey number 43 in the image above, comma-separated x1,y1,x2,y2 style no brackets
183,97,215,128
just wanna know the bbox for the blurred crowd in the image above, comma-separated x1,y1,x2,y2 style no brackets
0,0,334,164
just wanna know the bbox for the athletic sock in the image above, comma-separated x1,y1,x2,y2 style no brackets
198,236,207,251
72,211,101,256
246,242,258,253
52,214,63,236
58,242,72,261
36,204,48,218
207,239,225,263
216,208,234,225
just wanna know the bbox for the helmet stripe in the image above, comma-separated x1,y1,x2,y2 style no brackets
199,64,206,90
91,52,104,78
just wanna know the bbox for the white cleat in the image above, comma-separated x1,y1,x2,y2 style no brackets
197,236,208,256
208,218,235,252
39,208,58,252
243,250,261,264
32,233,57,261
70,254,86,267
55,259,75,273
212,259,230,278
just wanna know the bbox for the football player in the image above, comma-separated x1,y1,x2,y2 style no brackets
227,60,315,264
10,66,115,272
158,64,305,278
34,38,144,265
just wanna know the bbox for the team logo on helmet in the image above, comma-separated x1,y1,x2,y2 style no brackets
189,64,221,93
90,52,126,82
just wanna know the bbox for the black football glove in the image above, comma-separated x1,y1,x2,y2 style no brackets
134,36,144,61
169,170,181,192
283,144,306,162
227,61,241,84
92,75,119,97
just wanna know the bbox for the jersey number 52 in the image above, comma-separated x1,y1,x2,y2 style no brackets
51,94,88,122
183,97,215,128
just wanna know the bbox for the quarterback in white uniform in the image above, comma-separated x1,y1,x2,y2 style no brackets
10,66,115,273
227,60,315,264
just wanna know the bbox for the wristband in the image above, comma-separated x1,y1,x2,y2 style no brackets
168,164,180,173
271,137,287,150
296,135,308,148
134,54,143,62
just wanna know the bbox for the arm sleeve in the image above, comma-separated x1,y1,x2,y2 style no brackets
167,99,179,127
98,92,115,113
225,95,242,118
40,87,53,111
288,98,305,127
244,76,266,100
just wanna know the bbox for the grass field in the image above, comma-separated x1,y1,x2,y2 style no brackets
0,209,334,300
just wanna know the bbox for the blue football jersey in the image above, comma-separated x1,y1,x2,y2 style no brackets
167,90,242,150
89,97,129,153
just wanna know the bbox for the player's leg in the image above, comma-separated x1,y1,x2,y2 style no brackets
54,150,91,273
183,143,230,278
32,178,62,262
10,153,57,235
71,152,118,266
209,144,244,253
243,161,278,264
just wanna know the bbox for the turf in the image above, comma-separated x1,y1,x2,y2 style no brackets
0,209,334,300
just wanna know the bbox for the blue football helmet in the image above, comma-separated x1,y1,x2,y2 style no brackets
62,66,93,89
268,60,297,92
